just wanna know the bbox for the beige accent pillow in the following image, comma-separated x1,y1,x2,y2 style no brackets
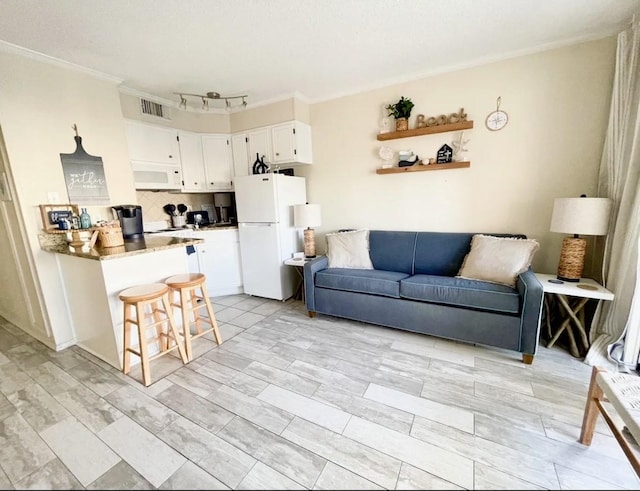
457,234,539,288
326,229,374,269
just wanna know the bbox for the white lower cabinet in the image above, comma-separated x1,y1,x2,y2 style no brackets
195,229,244,297
197,229,243,296
154,228,243,297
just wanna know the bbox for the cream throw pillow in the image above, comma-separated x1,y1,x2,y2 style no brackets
457,234,539,288
326,229,374,269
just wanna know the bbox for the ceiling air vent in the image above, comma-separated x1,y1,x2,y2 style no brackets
139,98,171,120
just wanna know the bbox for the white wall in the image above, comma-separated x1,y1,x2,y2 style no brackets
0,50,136,348
0,35,618,347
294,37,617,276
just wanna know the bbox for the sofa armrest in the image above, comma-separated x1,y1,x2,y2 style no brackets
303,256,328,311
517,267,544,356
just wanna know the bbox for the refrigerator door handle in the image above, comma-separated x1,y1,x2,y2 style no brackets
241,222,274,227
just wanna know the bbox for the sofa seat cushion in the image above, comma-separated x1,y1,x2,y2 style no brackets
400,274,520,314
315,268,410,298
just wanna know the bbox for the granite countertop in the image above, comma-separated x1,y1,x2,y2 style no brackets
40,234,204,261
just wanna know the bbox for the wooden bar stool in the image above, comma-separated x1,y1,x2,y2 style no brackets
165,273,222,362
119,283,188,386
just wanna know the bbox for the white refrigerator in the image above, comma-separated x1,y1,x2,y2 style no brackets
234,173,307,300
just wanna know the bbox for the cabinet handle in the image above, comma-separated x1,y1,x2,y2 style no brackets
275,152,280,156
169,155,173,158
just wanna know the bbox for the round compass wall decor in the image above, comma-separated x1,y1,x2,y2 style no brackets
485,96,508,131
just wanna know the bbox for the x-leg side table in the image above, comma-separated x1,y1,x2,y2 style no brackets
534,273,614,358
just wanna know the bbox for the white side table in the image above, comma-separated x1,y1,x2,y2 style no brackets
284,256,316,301
535,273,614,357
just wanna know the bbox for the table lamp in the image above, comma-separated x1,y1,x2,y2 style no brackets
550,195,612,282
294,203,321,258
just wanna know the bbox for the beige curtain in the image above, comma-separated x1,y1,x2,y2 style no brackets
585,14,640,370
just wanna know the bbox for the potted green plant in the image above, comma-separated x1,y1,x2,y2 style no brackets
386,96,415,131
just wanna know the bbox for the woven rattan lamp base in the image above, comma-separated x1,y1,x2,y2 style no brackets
303,227,316,258
557,236,587,282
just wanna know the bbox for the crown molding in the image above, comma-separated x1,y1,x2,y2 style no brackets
0,40,123,84
307,29,621,105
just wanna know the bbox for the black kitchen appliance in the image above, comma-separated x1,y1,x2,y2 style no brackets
186,210,210,227
112,205,144,239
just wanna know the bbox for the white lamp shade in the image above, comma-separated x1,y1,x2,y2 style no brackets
550,197,612,236
294,204,321,228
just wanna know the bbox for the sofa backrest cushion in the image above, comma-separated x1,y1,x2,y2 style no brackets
413,232,475,276
368,230,527,276
369,231,416,274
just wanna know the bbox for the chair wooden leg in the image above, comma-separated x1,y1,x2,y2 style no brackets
180,288,193,361
579,366,604,446
308,311,316,318
522,353,534,364
162,293,188,364
201,283,222,345
122,303,132,374
136,301,151,387
191,288,204,335
152,299,167,352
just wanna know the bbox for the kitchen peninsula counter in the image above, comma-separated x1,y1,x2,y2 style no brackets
41,233,200,370
40,235,203,260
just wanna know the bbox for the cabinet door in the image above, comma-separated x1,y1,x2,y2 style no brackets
124,120,180,165
178,131,206,192
231,133,250,178
247,128,272,170
271,121,313,165
202,134,233,191
198,230,243,296
271,122,296,164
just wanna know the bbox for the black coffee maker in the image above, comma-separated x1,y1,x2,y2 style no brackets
112,205,144,239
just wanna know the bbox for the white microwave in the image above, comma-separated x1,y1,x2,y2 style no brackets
131,161,182,190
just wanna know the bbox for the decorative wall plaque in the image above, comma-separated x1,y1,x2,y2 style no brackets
60,124,110,205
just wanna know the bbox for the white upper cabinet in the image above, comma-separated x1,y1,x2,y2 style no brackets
238,121,313,173
231,133,250,178
202,134,233,191
271,121,312,165
178,131,206,192
247,127,272,171
124,120,180,165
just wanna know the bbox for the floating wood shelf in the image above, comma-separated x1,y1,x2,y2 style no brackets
376,161,470,175
377,121,474,141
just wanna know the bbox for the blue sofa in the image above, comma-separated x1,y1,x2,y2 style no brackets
303,230,543,363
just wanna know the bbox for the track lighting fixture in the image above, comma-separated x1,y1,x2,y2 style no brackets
174,90,249,111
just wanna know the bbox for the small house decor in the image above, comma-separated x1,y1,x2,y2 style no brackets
386,96,415,131
436,144,453,163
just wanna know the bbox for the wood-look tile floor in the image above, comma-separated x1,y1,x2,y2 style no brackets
0,294,638,490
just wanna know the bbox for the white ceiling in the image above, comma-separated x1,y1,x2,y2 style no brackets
0,0,638,109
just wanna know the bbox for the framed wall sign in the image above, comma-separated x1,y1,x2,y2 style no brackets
60,125,110,205
39,203,79,231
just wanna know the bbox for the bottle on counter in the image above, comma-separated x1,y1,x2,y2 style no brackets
80,208,92,229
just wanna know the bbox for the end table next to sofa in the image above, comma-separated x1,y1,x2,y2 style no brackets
535,272,614,358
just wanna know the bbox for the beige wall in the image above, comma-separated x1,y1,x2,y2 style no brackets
230,99,295,132
0,35,618,347
295,36,617,277
0,50,136,348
